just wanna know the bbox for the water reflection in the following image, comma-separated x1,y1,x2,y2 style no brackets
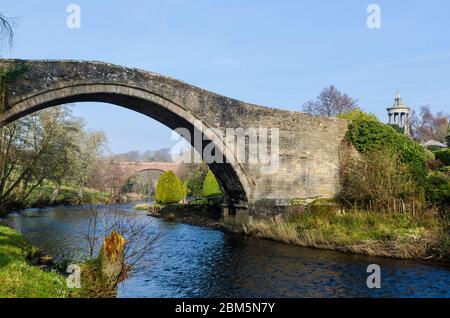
5,203,450,298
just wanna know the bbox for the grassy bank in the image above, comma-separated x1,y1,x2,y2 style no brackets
135,200,223,228
0,224,70,298
243,209,449,261
134,203,153,211
23,184,110,208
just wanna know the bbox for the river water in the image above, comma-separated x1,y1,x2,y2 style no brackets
4,202,450,298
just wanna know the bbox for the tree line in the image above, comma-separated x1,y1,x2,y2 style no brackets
0,106,106,212
110,149,172,163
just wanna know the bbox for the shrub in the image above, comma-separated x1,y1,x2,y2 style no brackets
202,170,223,198
424,149,436,161
435,149,450,166
339,148,422,212
179,163,209,197
155,171,184,204
387,124,404,134
346,118,428,183
337,109,379,122
425,172,450,206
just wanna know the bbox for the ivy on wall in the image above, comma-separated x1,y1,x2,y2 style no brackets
0,62,29,113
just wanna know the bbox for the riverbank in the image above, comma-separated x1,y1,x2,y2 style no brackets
25,184,110,207
4,203,450,297
136,200,224,229
0,221,127,298
138,202,449,262
1,184,111,216
0,223,70,298
243,209,450,261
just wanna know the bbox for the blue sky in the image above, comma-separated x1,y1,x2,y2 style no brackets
2,0,450,153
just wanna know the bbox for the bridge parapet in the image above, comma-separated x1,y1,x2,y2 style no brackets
100,161,181,177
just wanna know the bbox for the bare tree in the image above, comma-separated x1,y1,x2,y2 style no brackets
73,130,106,200
339,146,422,213
410,106,450,143
303,85,359,117
0,12,15,50
83,206,158,275
91,160,129,202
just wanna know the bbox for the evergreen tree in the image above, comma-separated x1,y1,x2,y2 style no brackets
202,170,223,198
155,170,184,204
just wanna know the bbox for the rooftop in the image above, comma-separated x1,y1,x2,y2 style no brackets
387,92,410,111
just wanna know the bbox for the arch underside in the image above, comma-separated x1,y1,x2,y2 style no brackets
135,169,166,174
2,84,250,206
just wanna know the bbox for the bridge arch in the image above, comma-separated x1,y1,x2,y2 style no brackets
1,59,350,211
1,82,251,207
121,168,165,198
100,161,181,184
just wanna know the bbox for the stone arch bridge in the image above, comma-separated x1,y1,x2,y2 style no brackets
101,161,181,178
0,59,348,215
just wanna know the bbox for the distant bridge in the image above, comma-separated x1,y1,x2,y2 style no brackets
100,161,181,178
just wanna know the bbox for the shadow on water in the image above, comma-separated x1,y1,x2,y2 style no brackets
4,202,450,298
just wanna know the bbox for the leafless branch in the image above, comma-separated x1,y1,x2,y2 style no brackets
0,13,16,50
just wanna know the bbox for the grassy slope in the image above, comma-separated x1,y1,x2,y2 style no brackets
0,225,70,298
244,209,449,260
25,184,110,207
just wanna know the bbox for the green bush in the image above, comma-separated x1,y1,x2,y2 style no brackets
424,149,436,161
425,172,450,206
435,149,450,166
387,124,404,134
182,181,188,200
202,170,223,198
337,109,379,122
346,118,428,183
155,171,185,204
183,164,208,197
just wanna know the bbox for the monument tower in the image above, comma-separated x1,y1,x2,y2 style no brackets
387,92,411,136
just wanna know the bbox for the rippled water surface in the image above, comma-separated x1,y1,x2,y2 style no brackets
5,203,450,298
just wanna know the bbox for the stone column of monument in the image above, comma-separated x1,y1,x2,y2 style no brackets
386,92,411,136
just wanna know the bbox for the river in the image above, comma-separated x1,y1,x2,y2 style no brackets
4,202,450,298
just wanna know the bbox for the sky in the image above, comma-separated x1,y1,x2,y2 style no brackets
1,0,450,153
